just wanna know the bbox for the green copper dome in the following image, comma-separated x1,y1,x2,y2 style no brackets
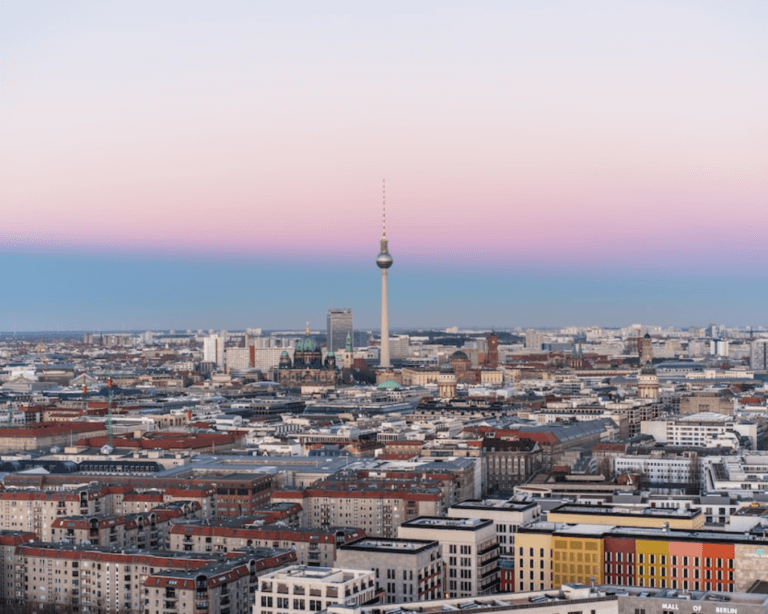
377,379,402,389
295,336,320,353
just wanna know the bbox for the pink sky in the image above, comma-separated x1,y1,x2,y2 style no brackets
2,1,767,272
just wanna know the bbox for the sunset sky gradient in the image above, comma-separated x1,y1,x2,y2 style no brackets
2,1,767,330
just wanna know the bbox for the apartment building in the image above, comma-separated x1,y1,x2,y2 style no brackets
271,484,443,538
0,530,36,603
169,523,364,566
447,499,541,559
50,502,202,549
9,542,295,614
397,517,499,598
336,538,442,604
253,566,378,614
145,549,296,614
0,487,111,541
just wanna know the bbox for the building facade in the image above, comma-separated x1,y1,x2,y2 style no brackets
397,517,499,599
336,538,442,604
327,309,354,354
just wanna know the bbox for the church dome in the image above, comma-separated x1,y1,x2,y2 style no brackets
450,350,469,361
293,327,323,369
295,336,320,353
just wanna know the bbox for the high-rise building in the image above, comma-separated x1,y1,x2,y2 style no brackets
485,333,499,368
751,339,768,371
204,334,225,368
327,308,354,353
376,181,393,369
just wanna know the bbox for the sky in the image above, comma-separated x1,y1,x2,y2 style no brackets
1,1,767,331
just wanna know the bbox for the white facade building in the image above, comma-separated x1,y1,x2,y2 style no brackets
641,412,758,450
253,566,377,614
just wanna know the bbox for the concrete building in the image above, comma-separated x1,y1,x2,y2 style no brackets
9,541,295,614
253,566,378,614
614,452,700,491
398,517,499,598
0,530,36,604
336,538,443,604
169,523,364,567
272,483,444,539
703,454,768,495
641,413,759,451
227,346,255,371
204,335,226,369
515,522,768,593
328,309,354,354
326,584,621,614
0,486,111,541
545,503,705,530
750,339,768,371
447,499,542,559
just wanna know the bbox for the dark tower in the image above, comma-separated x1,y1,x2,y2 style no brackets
485,333,499,368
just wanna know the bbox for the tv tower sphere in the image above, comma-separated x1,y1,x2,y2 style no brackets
376,241,393,268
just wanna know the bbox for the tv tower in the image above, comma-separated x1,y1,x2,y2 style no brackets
376,179,393,369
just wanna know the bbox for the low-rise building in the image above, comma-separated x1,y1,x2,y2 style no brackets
253,566,378,614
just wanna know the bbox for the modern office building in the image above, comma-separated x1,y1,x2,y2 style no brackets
515,522,768,593
336,538,443,604
448,499,542,559
398,517,499,598
327,308,354,353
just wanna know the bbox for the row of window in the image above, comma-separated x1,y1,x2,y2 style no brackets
605,552,734,568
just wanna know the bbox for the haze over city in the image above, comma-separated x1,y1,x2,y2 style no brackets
2,1,767,330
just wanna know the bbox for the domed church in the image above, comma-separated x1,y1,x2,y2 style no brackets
275,324,337,387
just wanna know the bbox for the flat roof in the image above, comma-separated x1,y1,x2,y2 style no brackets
338,538,438,554
401,516,493,531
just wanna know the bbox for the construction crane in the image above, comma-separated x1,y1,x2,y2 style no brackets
37,343,48,382
82,384,88,421
106,375,114,450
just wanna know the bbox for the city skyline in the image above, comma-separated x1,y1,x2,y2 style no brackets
2,1,767,330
